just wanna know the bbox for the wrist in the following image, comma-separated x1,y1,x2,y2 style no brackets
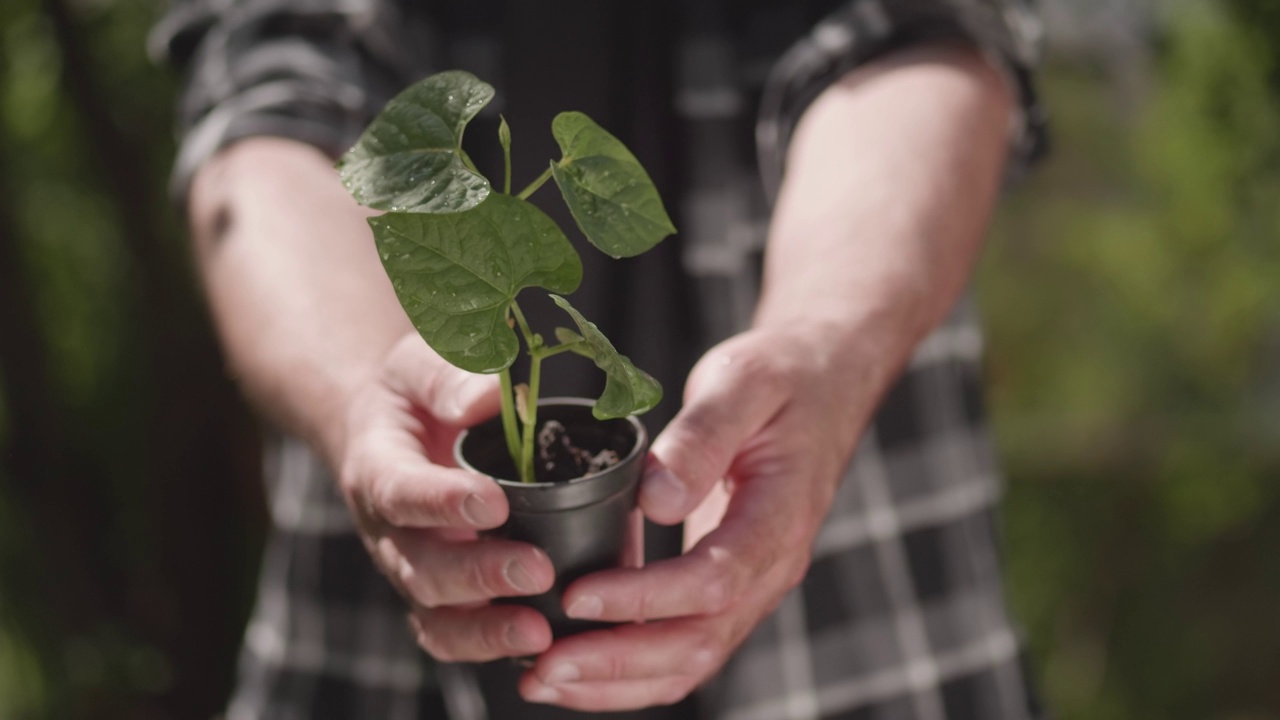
752,301,922,413
307,361,380,471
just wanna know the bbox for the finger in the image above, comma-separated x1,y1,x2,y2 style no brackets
561,538,754,623
520,674,700,712
408,604,551,663
522,598,774,711
384,335,502,427
382,530,555,607
529,618,721,686
347,434,508,530
642,340,791,524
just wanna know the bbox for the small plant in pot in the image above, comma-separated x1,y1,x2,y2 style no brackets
337,70,675,639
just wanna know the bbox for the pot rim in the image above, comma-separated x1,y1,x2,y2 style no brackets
453,396,648,488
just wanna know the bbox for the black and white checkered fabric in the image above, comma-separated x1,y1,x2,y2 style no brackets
151,1,1049,718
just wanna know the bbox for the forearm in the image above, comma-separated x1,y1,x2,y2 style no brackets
757,42,1013,399
528,42,1025,715
187,137,412,460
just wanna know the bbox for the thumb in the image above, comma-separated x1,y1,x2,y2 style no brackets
641,342,789,525
385,336,502,427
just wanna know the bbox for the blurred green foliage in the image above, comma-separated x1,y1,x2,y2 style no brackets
983,3,1280,719
0,0,263,717
1,0,1278,718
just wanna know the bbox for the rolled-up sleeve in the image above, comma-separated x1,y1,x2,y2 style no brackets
148,0,434,203
757,0,1048,196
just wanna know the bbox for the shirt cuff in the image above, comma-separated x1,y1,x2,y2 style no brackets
756,0,1049,199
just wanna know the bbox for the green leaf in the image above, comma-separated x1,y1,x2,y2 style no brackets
553,327,593,358
371,194,583,373
550,295,662,419
338,71,494,213
550,111,677,258
498,115,512,155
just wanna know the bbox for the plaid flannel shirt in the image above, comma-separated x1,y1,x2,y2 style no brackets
150,1,1049,718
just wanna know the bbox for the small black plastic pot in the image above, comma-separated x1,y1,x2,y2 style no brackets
454,397,647,639
455,401,671,719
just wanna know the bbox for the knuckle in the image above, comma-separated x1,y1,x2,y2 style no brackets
479,620,509,656
337,458,362,500
466,555,499,598
702,575,734,614
670,416,729,483
686,633,722,668
430,645,460,663
410,581,443,609
723,343,791,391
740,351,785,388
636,578,669,620
417,370,448,411
375,466,440,527
402,563,443,608
633,586,655,621
414,624,452,662
688,647,719,678
339,450,376,511
600,651,626,682
368,471,402,524
702,548,746,613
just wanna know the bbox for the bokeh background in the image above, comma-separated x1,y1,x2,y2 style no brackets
2,0,1278,717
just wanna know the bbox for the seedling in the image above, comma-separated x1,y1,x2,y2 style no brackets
338,70,675,484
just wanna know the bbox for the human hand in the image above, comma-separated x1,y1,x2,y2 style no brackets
335,333,558,662
518,323,875,710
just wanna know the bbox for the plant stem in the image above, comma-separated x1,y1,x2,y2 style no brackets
461,150,481,175
497,367,522,470
500,122,512,195
510,301,537,349
504,301,584,483
516,165,554,200
522,352,542,483
531,340,584,361
507,300,540,483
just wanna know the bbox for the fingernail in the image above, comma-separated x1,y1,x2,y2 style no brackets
642,468,687,513
543,662,580,684
565,595,602,619
505,623,539,653
504,559,540,595
524,682,560,704
461,493,500,528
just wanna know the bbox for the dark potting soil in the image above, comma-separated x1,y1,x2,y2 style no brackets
535,420,621,482
461,404,637,484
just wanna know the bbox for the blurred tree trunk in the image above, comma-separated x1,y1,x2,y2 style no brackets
0,0,267,716
0,143,116,720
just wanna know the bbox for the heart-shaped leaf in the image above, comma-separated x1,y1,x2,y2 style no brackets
550,111,676,258
339,70,494,213
550,295,662,419
371,194,583,373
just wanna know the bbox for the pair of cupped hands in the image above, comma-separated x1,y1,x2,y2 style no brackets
338,325,865,712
